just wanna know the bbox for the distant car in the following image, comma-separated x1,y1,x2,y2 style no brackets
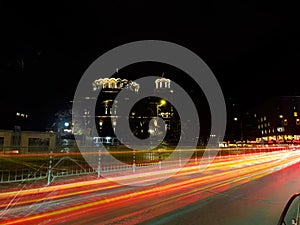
4,150,19,154
218,142,228,148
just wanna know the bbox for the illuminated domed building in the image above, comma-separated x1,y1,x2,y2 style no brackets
73,74,179,147
153,77,175,131
126,76,179,146
92,78,140,145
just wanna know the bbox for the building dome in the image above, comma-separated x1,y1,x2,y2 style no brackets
92,78,139,93
155,77,171,89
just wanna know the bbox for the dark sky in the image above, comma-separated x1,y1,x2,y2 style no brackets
0,1,300,130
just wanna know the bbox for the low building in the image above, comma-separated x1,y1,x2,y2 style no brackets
0,127,56,153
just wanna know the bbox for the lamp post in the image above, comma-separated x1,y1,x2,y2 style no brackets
98,119,103,137
234,116,243,143
156,99,166,117
154,99,166,136
83,109,89,146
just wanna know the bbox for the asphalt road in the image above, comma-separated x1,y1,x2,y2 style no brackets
142,158,300,225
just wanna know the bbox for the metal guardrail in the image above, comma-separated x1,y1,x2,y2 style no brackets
0,169,47,183
0,145,294,185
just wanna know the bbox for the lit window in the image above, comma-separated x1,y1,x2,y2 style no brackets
262,130,264,134
264,116,266,121
279,115,283,118
258,125,260,129
254,114,256,118
234,117,238,121
261,117,263,122
294,112,298,117
268,122,270,126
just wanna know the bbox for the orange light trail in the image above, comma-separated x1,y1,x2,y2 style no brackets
0,150,288,207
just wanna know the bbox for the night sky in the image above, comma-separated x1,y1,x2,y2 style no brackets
0,1,300,130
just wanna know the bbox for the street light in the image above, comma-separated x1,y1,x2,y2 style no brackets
234,116,243,143
99,119,103,128
157,99,166,117
151,99,167,137
160,99,166,106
